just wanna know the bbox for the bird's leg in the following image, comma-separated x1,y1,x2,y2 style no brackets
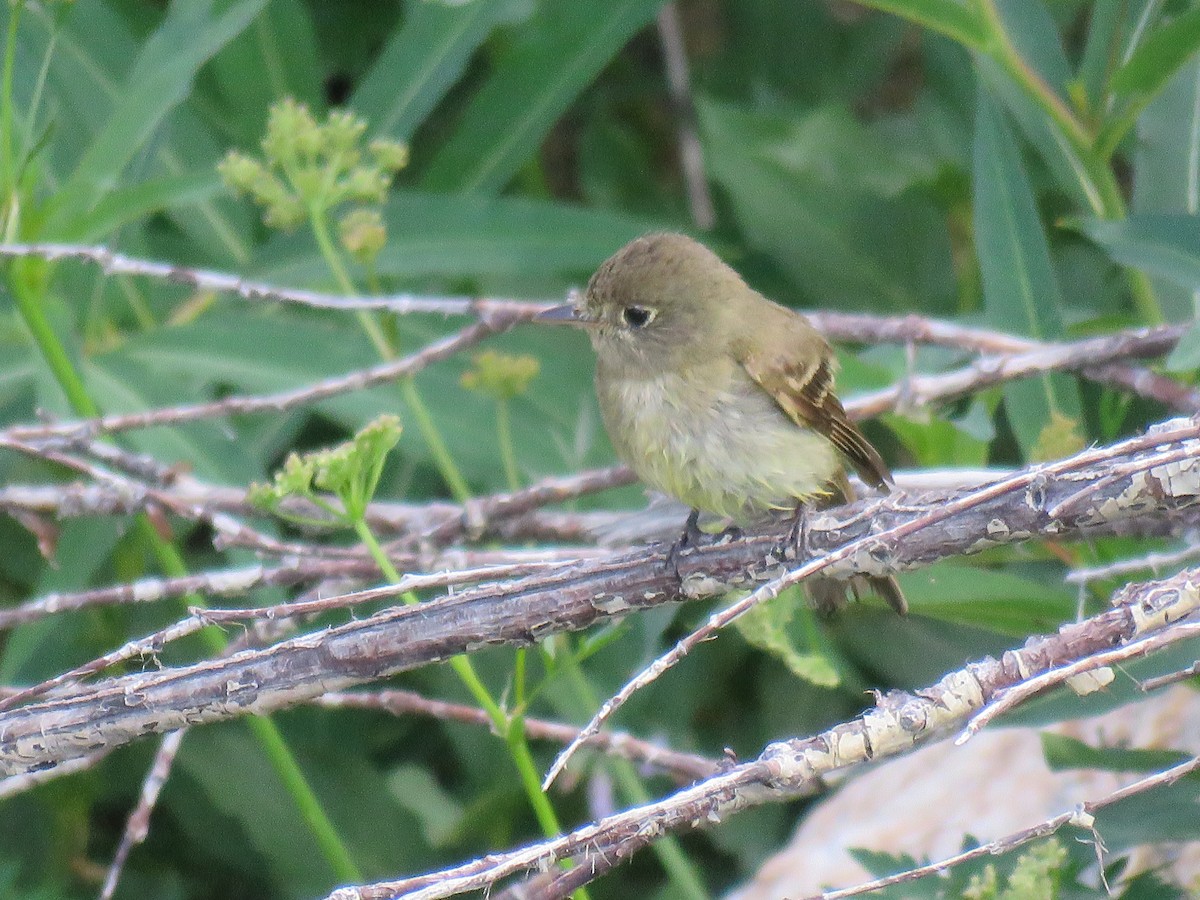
787,502,810,560
667,508,704,576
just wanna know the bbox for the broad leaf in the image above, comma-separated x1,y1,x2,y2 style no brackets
973,91,1081,458
419,0,665,194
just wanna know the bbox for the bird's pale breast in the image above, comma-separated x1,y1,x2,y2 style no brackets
596,358,840,521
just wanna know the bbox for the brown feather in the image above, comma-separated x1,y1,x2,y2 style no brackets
740,347,893,490
736,311,906,614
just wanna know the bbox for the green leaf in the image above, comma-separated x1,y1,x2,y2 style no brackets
1167,319,1200,371
352,0,527,143
59,172,222,242
1075,0,1125,113
1130,57,1200,321
419,0,665,194
51,0,267,220
972,3,1086,209
255,190,664,287
1111,7,1200,98
1041,733,1190,774
208,0,325,147
972,91,1081,457
852,0,986,49
10,3,253,260
1071,214,1200,301
699,96,954,311
899,562,1075,635
734,587,841,688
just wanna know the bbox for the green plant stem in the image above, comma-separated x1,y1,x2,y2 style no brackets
142,526,360,881
496,398,521,492
400,376,473,502
351,518,571,849
11,270,99,416
974,0,1163,325
558,642,709,900
8,263,361,884
1,1,20,202
309,208,471,502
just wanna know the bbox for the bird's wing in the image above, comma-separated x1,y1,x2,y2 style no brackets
738,339,893,491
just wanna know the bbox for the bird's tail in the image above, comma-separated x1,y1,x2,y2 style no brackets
806,472,907,616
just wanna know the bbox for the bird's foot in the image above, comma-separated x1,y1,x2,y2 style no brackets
786,504,810,560
667,509,704,575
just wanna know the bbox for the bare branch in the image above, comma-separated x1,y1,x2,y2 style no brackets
314,690,719,783
322,569,1200,900
3,321,503,444
849,324,1190,419
99,731,185,900
0,242,546,320
657,1,715,229
807,753,1200,900
542,419,1200,786
2,417,1199,775
960,620,1200,742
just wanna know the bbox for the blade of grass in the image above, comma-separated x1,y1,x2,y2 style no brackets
352,0,525,143
973,91,1081,457
420,0,665,194
49,0,265,223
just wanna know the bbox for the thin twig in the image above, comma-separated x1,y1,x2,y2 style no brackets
1067,540,1200,585
807,754,1200,899
849,324,1188,419
541,423,1200,788
4,321,503,444
4,417,1200,775
0,242,547,319
319,570,1200,900
657,2,715,229
99,730,185,900
315,690,719,783
959,620,1200,743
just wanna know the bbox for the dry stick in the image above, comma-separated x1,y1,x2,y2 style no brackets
539,422,1200,788
3,416,1199,775
1067,541,1200,585
0,561,581,709
0,558,381,631
807,753,1200,900
849,324,1187,419
99,730,185,900
807,311,1200,412
0,242,548,319
657,1,715,230
1139,661,1200,692
4,320,504,444
322,569,1200,900
959,620,1200,743
1,242,1191,409
314,690,720,784
0,750,110,800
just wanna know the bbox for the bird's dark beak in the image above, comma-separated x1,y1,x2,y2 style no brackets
536,303,596,327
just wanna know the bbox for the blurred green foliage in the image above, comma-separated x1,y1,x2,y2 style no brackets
2,1,1200,898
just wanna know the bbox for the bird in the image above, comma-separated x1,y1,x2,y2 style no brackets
538,232,905,614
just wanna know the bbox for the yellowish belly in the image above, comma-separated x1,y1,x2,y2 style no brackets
597,366,840,521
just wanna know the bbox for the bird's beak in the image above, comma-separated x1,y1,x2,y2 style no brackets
536,303,597,327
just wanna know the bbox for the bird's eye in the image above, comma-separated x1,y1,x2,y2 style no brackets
622,306,655,328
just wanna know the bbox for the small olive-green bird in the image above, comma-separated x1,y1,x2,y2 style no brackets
539,232,905,614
